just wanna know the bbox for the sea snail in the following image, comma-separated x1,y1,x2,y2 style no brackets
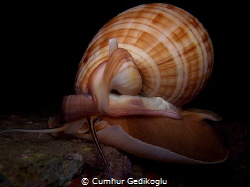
1,3,228,165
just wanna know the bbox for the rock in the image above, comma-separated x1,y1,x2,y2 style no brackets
0,114,131,187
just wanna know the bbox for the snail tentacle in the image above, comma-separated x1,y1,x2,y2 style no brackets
87,116,112,179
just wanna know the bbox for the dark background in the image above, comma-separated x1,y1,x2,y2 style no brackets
1,0,248,119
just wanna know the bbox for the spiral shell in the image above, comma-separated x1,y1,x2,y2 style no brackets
75,3,213,106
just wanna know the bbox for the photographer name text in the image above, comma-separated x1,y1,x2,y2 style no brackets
81,177,168,186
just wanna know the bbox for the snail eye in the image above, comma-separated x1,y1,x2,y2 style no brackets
93,117,100,124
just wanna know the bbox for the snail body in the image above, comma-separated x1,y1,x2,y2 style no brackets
55,110,227,164
60,3,226,164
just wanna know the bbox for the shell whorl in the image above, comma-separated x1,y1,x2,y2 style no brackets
75,3,213,106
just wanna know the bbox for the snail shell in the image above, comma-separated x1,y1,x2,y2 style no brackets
75,3,213,107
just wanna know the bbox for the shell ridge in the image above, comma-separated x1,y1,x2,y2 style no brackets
163,6,212,104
